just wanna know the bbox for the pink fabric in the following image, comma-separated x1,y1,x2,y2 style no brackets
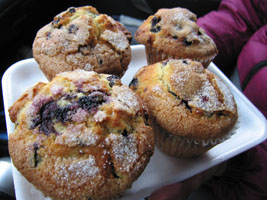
237,25,267,117
197,0,267,117
205,142,267,200
198,0,267,75
197,0,267,199
243,67,267,117
237,25,267,83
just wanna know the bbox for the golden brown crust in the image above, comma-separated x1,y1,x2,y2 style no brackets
135,7,218,66
9,82,46,123
8,70,154,200
32,6,132,81
130,59,238,140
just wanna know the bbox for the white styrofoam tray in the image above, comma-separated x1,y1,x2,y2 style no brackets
2,45,267,200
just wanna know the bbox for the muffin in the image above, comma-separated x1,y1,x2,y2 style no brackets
8,70,154,200
130,59,237,157
135,7,218,67
33,6,132,81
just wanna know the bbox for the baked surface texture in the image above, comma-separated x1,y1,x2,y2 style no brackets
33,6,132,81
135,7,218,67
8,70,154,200
130,59,237,157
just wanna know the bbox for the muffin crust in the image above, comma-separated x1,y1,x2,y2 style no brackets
135,7,218,66
8,70,154,200
130,59,237,140
33,6,132,81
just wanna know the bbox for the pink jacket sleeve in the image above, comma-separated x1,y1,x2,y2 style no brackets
197,1,267,199
197,0,267,117
197,0,267,75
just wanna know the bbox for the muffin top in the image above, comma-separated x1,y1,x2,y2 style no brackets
135,7,218,60
33,6,132,80
130,59,237,140
8,70,153,200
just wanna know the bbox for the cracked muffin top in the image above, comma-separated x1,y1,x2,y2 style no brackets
130,59,237,140
33,6,132,81
8,70,154,200
135,7,218,67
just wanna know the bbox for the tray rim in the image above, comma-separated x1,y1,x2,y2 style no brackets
2,44,267,200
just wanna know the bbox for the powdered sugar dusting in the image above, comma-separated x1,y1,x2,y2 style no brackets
50,84,64,95
152,85,162,93
93,110,107,122
84,63,94,71
170,69,202,100
214,76,236,112
54,155,99,187
66,53,83,65
55,124,99,146
100,30,129,51
71,108,88,123
112,86,140,115
106,133,139,172
59,69,97,81
174,71,188,83
172,12,192,23
190,80,223,112
170,63,236,112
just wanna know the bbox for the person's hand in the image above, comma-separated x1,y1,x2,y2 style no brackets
146,180,190,200
147,162,226,200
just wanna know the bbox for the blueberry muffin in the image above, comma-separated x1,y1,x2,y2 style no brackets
33,6,132,81
135,7,218,67
8,70,154,200
130,59,237,157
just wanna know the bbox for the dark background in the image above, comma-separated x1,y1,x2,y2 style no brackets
0,0,221,157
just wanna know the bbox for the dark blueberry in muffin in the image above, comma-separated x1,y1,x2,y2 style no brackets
46,32,52,39
122,129,128,137
150,16,161,33
150,26,161,33
31,100,74,135
78,91,106,111
39,101,58,135
107,75,119,87
31,115,42,130
151,16,161,27
201,95,209,102
183,38,193,46
54,105,75,123
68,24,79,34
183,59,188,64
172,35,178,40
68,7,76,13
98,58,103,65
217,111,228,117
129,78,138,89
39,117,56,135
52,17,62,29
